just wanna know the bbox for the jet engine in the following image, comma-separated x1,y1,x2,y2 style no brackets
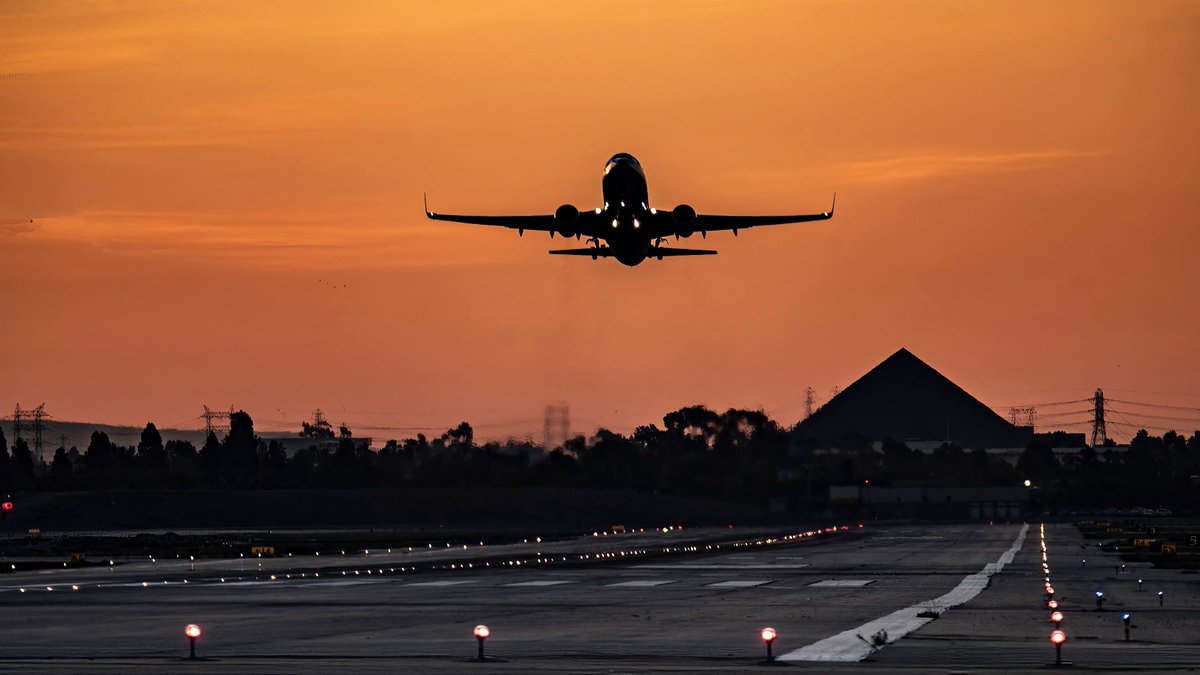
672,203,697,237
554,204,579,237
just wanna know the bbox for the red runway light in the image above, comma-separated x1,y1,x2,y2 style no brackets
1048,600,1059,609
474,625,490,639
1,501,12,511
184,624,201,639
1050,611,1063,624
761,627,777,643
1050,630,1066,645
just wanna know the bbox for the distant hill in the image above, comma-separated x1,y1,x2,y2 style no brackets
23,421,299,452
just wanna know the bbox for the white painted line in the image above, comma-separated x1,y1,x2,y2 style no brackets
636,563,809,570
605,580,676,587
809,579,875,587
505,580,576,587
780,523,1029,663
706,580,774,588
405,580,477,587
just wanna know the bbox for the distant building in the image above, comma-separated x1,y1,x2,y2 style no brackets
829,484,1034,519
793,348,1033,450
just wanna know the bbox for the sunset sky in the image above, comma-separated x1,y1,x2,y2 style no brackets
2,1,1198,442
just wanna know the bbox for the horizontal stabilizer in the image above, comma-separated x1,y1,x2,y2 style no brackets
650,248,717,257
548,247,613,257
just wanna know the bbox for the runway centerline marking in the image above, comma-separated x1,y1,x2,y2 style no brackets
505,580,576,587
605,580,676,587
809,579,875,587
779,524,1029,663
706,580,773,588
404,580,477,587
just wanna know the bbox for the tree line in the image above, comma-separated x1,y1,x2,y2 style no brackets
1,408,1197,510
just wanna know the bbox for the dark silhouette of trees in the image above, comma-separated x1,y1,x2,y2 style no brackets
136,422,167,469
3,407,1196,514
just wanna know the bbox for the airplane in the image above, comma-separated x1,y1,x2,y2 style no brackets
424,153,835,267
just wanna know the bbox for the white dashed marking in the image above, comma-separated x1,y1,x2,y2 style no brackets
505,580,576,587
706,580,774,588
605,580,676,587
809,580,875,587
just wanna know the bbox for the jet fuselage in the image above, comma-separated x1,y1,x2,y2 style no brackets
600,153,654,266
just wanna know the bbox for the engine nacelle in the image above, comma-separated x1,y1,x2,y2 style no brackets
672,203,697,237
554,204,579,237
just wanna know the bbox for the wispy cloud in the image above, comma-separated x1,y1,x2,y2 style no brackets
839,149,1107,183
0,218,35,235
13,210,501,269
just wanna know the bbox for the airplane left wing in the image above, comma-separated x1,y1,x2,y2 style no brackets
651,194,835,236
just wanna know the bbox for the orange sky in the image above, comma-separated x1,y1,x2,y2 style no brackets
2,1,1198,442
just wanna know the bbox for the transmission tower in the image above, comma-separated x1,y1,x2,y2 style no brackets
803,387,816,418
199,405,234,438
29,404,49,461
1090,388,1106,447
543,404,570,451
11,403,51,462
1009,406,1036,428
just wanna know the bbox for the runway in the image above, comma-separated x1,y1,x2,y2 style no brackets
1,522,1196,673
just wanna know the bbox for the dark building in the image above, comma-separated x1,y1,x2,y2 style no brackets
794,348,1033,449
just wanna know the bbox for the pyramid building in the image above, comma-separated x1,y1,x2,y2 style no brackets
794,348,1032,449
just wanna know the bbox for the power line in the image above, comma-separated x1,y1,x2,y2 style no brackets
1106,408,1200,425
1107,398,1200,414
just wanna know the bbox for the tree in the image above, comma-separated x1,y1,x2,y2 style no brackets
85,431,117,471
0,428,10,491
51,446,73,479
137,422,167,469
10,437,36,484
1017,439,1059,486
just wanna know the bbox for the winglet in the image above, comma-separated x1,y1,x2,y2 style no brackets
827,192,837,218
424,192,432,217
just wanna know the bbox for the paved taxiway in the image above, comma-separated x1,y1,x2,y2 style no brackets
1,522,1197,673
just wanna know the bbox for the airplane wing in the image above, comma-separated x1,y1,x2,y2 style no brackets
425,194,598,235
653,194,835,236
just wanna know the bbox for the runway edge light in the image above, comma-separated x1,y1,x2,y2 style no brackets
1050,629,1066,666
184,624,201,660
474,624,489,661
761,627,777,662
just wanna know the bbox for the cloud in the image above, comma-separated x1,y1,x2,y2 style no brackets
839,149,1106,183
0,219,35,235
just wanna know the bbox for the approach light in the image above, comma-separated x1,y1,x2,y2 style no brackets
761,627,777,662
1024,480,1032,487
1050,610,1063,624
1048,599,1059,610
184,624,201,659
474,625,490,660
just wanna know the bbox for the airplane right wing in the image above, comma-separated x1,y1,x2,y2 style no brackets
425,194,601,236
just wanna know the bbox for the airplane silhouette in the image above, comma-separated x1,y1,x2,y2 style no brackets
425,153,834,267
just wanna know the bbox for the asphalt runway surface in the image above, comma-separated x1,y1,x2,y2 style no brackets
1,521,1197,673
